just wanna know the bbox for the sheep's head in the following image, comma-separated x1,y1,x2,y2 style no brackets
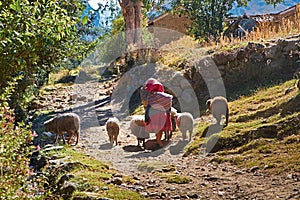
44,118,55,132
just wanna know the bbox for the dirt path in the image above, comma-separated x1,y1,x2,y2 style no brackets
38,79,299,199
71,80,189,175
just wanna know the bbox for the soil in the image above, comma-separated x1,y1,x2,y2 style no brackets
35,79,300,200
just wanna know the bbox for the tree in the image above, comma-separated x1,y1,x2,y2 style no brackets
173,0,248,41
118,0,143,46
173,0,285,42
0,0,92,121
108,0,165,46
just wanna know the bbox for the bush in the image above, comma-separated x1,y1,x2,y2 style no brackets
0,81,34,198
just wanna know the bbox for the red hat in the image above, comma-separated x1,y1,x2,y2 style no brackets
145,78,164,93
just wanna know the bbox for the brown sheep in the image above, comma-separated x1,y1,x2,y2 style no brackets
206,96,229,127
44,113,80,145
105,117,120,146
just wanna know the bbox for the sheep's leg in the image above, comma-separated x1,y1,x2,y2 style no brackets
114,135,117,146
189,129,193,141
182,130,187,140
54,132,59,144
109,135,113,144
67,131,74,145
215,115,221,125
224,108,229,127
61,132,66,144
75,130,79,145
137,138,141,147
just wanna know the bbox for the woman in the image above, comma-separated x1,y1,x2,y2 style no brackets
144,78,172,147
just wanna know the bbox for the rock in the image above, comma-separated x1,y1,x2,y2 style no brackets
111,177,123,185
188,193,199,198
59,182,77,196
70,93,78,100
249,166,260,172
43,145,64,152
218,191,225,196
29,152,48,171
141,192,149,197
57,174,75,188
101,186,108,190
204,176,218,181
170,195,181,199
264,165,270,170
42,132,56,138
253,125,278,138
149,192,159,197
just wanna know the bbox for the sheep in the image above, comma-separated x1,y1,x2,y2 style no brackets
129,115,150,147
206,96,229,127
174,112,194,141
105,117,120,146
163,107,178,141
44,113,80,145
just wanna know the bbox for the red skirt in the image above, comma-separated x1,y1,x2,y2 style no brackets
145,112,172,133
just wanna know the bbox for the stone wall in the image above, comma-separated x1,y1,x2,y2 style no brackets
181,35,300,115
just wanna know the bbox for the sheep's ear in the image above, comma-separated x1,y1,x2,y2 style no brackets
206,99,212,107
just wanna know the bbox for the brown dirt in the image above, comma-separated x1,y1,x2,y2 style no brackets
35,79,300,200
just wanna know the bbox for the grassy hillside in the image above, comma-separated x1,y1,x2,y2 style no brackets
185,79,300,174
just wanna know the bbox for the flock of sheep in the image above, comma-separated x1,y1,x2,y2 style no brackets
42,72,300,147
43,94,229,148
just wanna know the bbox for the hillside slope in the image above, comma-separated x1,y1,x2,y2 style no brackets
186,79,300,173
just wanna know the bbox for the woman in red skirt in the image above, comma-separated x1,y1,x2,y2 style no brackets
144,78,173,147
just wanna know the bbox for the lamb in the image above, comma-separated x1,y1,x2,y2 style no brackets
105,117,120,145
174,112,194,141
129,115,150,147
206,96,229,127
44,113,80,145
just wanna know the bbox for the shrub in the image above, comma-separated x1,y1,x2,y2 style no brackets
0,80,34,198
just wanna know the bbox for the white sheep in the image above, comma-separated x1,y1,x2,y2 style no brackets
206,96,229,127
129,115,150,147
44,113,80,145
105,117,120,145
175,112,194,141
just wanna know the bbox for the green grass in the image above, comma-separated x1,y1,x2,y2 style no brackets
166,175,191,184
42,146,145,199
185,79,300,174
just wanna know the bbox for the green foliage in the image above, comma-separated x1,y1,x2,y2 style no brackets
110,14,125,36
0,79,34,199
174,0,247,41
0,0,94,121
173,0,285,41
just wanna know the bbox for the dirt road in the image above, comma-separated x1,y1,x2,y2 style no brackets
38,79,299,199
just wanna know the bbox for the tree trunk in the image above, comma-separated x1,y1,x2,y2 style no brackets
118,0,142,47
